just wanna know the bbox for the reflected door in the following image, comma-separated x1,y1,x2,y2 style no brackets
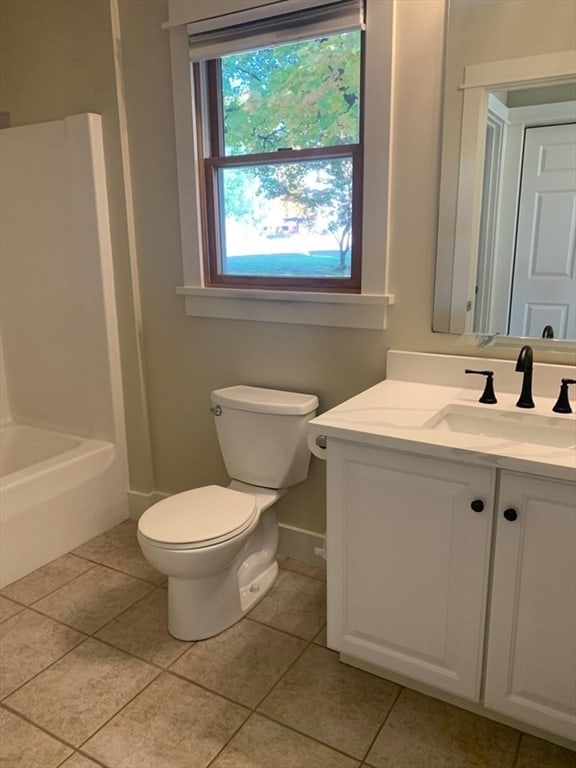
508,122,576,339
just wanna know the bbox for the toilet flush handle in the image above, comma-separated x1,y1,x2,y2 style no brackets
209,405,222,416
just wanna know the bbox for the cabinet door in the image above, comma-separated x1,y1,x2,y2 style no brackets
485,472,576,741
326,442,494,700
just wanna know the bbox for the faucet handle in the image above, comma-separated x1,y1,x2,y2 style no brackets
464,369,497,404
552,378,576,414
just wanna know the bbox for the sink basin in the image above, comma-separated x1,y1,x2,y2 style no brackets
427,405,576,448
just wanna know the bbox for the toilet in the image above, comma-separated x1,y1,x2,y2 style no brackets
137,385,318,641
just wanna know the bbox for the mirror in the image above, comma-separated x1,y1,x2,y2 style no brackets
434,0,576,342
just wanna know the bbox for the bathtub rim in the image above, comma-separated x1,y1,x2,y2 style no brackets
0,422,114,491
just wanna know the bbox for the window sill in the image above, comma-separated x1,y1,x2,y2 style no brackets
176,286,395,328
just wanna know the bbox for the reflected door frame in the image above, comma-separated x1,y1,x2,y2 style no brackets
475,101,576,336
446,50,576,334
508,121,576,338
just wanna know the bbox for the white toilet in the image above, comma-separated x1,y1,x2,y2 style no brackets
137,385,318,641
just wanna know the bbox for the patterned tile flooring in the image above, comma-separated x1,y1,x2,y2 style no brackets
0,520,574,767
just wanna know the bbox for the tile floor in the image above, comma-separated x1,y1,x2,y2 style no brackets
0,519,574,768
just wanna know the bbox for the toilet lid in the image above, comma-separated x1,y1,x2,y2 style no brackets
138,485,257,547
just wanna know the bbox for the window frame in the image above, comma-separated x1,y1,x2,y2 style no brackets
196,42,365,293
166,0,395,328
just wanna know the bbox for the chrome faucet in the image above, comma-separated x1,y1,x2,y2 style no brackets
515,345,535,408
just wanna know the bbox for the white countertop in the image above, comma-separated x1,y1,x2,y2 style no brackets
308,351,576,482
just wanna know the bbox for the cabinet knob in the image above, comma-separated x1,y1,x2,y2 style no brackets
470,499,484,513
503,508,518,522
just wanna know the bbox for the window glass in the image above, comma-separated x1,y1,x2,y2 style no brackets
218,156,354,278
220,32,361,155
200,29,362,291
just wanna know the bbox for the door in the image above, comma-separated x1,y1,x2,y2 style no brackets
326,442,494,700
508,122,576,339
485,472,576,741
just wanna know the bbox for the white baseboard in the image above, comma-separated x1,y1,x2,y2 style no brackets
127,489,169,519
278,523,327,569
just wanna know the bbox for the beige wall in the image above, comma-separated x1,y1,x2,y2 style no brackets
1,0,573,536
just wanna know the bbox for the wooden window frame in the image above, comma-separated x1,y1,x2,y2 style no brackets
194,35,365,294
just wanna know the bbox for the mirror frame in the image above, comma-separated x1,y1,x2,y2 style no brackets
434,48,576,339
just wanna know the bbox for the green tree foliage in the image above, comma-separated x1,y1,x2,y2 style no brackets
221,32,361,155
220,32,361,269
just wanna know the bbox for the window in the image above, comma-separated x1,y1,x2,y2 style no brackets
196,30,363,292
166,0,395,328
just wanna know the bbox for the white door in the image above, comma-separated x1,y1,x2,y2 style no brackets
484,472,576,741
508,122,576,339
326,442,494,700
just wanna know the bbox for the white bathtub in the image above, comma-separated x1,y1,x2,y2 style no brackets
0,423,128,588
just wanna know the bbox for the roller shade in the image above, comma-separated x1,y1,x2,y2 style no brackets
187,0,365,61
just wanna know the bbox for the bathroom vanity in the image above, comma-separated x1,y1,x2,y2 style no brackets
308,351,576,745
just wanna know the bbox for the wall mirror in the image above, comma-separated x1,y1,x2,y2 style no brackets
433,0,576,344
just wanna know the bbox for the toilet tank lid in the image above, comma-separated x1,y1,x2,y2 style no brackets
212,386,318,415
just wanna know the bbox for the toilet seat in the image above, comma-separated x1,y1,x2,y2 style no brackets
138,485,257,550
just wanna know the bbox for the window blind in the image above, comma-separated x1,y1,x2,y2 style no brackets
187,0,365,62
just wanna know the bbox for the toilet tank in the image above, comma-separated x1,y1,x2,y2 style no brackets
211,386,319,489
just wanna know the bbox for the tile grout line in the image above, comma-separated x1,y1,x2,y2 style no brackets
5,536,558,767
169,589,329,768
248,626,371,760
0,700,80,757
202,621,330,768
511,732,524,768
358,682,404,766
86,582,166,639
18,557,163,638
25,557,341,763
72,669,166,758
204,709,257,768
54,746,109,768
2,539,330,762
2,559,161,621
68,553,167,588
19,579,155,640
0,633,90,705
50,554,165,588
2,623,185,759
253,710,369,764
0,601,26,624
1,582,168,756
67,570,328,764
244,612,326,644
87,633,189,674
163,619,319,712
0,558,99,610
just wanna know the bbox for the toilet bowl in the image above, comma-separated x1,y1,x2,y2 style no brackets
137,386,318,641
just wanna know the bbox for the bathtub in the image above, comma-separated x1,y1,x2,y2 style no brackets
0,423,128,588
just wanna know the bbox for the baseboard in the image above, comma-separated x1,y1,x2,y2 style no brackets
127,489,169,519
277,523,327,570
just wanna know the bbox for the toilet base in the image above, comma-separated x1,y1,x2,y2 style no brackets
167,559,278,641
240,560,278,613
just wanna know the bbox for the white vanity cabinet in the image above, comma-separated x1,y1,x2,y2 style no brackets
311,349,576,743
484,472,576,740
326,441,576,741
326,441,495,701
